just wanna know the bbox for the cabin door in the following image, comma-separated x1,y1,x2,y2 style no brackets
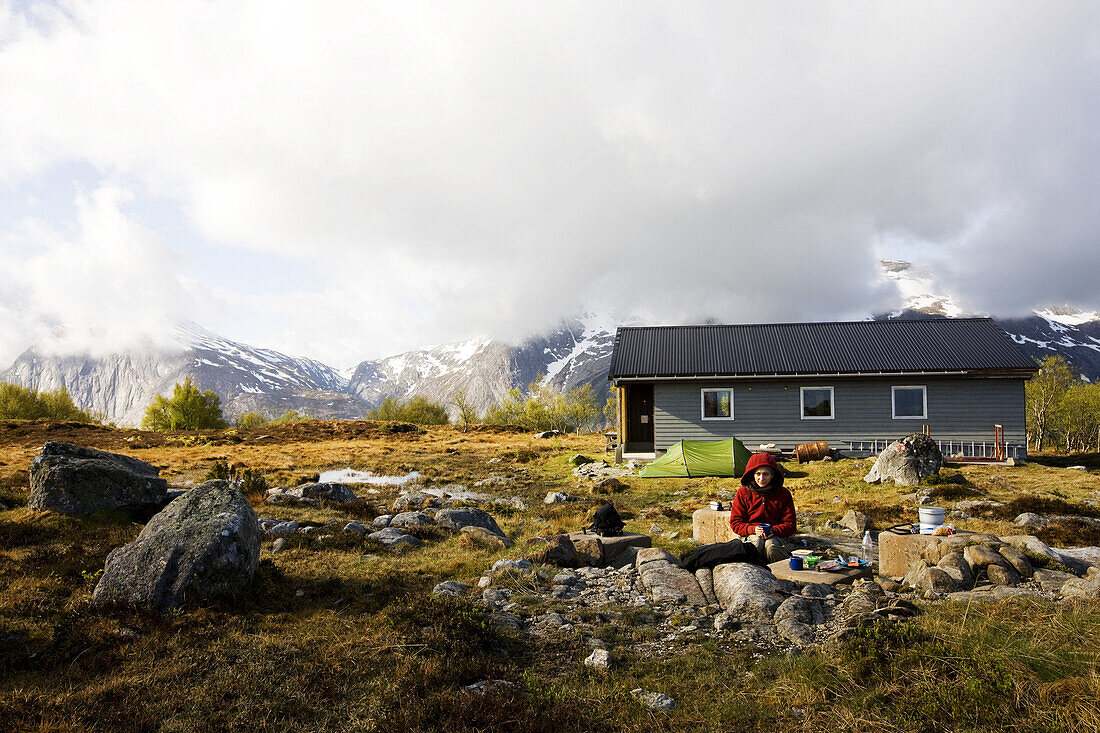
624,384,654,454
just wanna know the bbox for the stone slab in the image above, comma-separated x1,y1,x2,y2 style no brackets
878,530,980,578
567,531,651,567
692,509,738,545
767,559,872,586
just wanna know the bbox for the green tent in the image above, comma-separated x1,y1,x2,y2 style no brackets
638,438,753,478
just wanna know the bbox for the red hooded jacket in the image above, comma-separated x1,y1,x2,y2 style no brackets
728,452,797,538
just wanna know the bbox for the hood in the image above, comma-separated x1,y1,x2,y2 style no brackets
740,452,784,491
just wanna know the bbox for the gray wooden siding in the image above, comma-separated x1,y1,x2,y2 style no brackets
652,376,1026,451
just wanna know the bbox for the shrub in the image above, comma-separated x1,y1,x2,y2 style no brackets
204,460,268,501
483,377,601,433
0,383,98,423
235,411,268,429
368,396,449,425
142,378,227,431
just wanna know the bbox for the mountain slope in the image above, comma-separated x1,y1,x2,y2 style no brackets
2,322,365,426
346,314,619,415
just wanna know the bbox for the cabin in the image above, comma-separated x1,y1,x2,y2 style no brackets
607,318,1038,461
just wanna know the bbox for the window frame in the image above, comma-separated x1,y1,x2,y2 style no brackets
800,386,835,420
700,388,734,421
892,385,928,420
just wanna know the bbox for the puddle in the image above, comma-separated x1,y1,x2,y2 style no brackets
319,468,421,486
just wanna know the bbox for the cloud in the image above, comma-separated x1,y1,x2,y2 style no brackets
0,183,192,366
1,1,1099,366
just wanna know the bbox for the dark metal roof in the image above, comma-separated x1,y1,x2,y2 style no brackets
608,318,1038,380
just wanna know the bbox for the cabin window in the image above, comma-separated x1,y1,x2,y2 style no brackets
701,389,733,420
800,386,834,419
892,385,927,419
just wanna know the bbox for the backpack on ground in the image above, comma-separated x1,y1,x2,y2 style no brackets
588,502,625,537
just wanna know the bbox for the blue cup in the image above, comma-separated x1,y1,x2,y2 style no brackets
790,556,804,571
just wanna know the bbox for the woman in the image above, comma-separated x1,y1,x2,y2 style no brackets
728,452,796,562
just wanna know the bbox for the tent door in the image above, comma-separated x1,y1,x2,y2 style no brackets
624,384,654,453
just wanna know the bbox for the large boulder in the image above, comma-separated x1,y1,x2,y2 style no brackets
712,563,785,621
92,481,260,612
435,508,504,537
28,442,168,516
863,434,943,486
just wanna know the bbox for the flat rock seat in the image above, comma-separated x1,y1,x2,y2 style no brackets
766,559,872,586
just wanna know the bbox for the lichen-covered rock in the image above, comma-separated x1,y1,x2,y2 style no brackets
368,527,422,548
1032,569,1077,593
639,564,707,605
391,492,439,513
985,564,1021,587
461,526,514,549
937,552,975,587
863,434,943,486
29,442,168,516
389,511,435,529
283,482,356,503
1061,578,1100,600
998,546,1034,579
963,544,1011,575
776,617,816,646
92,481,259,612
635,547,677,570
530,534,577,567
435,508,504,536
695,567,718,605
712,563,784,620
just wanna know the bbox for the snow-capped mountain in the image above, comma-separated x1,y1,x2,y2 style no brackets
1,322,366,426
347,313,621,415
880,261,1100,381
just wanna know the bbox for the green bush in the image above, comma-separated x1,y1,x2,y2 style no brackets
483,377,600,433
270,410,306,424
235,411,268,429
0,383,98,423
368,396,449,425
141,378,228,431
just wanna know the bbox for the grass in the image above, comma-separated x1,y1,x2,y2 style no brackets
2,421,1100,730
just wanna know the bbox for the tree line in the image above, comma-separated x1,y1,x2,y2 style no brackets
1025,355,1100,452
136,375,611,433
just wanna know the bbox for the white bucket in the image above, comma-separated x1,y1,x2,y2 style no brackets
918,506,945,534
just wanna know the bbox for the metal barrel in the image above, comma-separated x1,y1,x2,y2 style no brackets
795,440,830,463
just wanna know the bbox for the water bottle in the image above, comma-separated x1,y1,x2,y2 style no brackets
862,531,873,564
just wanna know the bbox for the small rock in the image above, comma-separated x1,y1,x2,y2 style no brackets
343,521,368,536
389,511,435,529
272,537,288,554
491,558,532,574
461,526,514,549
583,649,611,671
840,509,870,534
544,492,570,504
631,689,676,712
372,515,393,529
465,679,516,695
1014,512,1050,528
649,524,663,535
593,477,628,494
368,527,422,548
571,454,594,466
432,580,468,597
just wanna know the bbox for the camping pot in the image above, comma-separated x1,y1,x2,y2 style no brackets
795,441,830,463
918,506,946,534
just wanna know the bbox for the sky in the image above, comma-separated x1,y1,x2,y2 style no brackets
1,1,1099,370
